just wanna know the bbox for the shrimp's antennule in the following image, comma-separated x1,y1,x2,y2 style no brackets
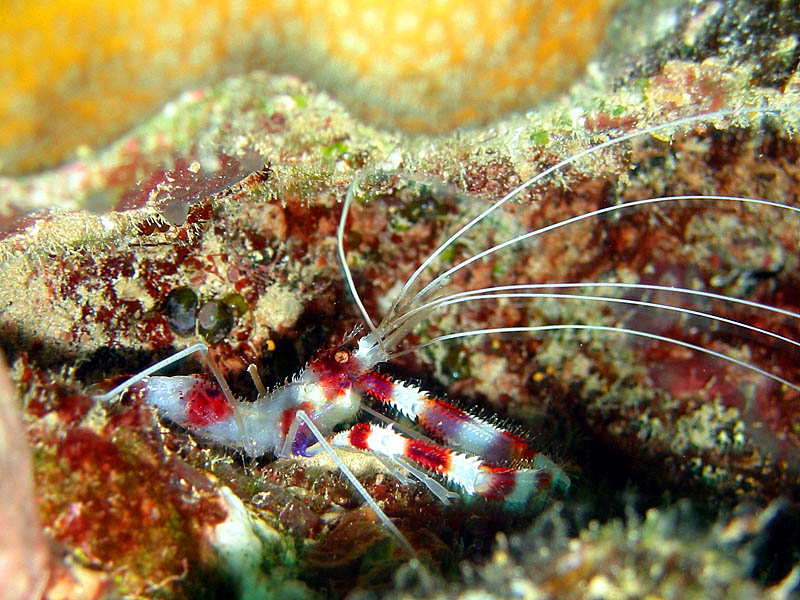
377,195,800,364
381,195,800,392
392,324,800,393
349,110,798,397
402,195,798,315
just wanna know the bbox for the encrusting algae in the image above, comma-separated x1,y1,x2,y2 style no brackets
0,0,619,173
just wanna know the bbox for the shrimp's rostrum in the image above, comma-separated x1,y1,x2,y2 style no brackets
95,107,800,553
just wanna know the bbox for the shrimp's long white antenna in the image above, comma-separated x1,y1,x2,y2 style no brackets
296,411,416,557
390,325,800,393
405,195,800,313
400,282,800,328
379,290,800,354
338,178,378,333
387,108,780,318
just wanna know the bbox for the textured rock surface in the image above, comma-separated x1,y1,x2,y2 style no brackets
382,501,800,600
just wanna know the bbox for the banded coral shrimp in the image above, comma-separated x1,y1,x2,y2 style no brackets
92,106,800,564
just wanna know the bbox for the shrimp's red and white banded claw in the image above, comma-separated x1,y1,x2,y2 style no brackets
350,371,570,499
93,106,800,556
328,422,564,506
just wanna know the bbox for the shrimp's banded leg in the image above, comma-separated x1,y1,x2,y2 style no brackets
331,423,557,507
357,371,568,491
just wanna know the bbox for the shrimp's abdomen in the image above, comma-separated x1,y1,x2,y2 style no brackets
131,375,246,450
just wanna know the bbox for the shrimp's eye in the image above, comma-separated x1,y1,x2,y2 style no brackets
334,350,350,364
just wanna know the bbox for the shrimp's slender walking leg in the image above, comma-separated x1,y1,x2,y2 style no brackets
246,364,268,396
245,363,299,458
382,455,460,504
295,411,417,557
280,416,301,459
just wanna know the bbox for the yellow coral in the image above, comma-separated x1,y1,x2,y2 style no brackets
0,0,618,174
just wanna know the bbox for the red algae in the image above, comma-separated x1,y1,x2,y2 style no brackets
30,399,229,596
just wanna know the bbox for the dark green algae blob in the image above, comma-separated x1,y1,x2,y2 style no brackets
222,292,249,318
197,300,234,343
163,286,198,335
